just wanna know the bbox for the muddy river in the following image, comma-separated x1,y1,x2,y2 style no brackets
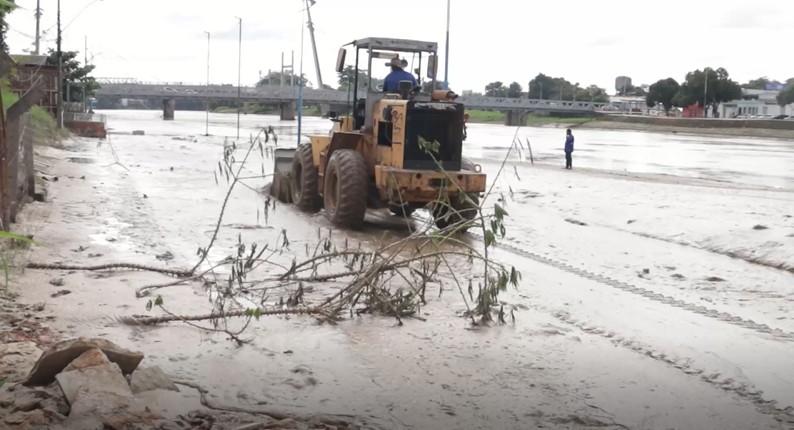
17,109,794,429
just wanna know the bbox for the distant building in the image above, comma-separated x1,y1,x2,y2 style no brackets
720,88,793,118
9,54,58,117
606,95,646,113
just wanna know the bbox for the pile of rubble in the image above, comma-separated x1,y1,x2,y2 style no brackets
1,338,180,429
1,338,366,430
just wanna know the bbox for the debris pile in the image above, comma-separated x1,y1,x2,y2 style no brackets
1,337,177,430
1,337,366,430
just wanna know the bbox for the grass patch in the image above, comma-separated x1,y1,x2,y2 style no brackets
465,109,505,123
2,80,66,146
524,115,594,126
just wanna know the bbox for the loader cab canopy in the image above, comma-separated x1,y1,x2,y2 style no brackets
336,37,440,130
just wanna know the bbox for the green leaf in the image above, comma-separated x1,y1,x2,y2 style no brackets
484,231,496,248
0,231,34,244
494,203,508,219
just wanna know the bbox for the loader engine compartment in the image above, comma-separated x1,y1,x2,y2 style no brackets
403,101,465,171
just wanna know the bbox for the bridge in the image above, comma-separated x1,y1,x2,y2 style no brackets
93,80,607,125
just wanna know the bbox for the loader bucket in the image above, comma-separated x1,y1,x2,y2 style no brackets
269,148,296,203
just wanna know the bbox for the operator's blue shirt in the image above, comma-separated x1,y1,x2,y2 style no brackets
383,70,417,92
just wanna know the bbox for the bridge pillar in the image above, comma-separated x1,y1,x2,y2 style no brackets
280,101,296,121
163,99,175,120
504,110,527,126
318,104,332,116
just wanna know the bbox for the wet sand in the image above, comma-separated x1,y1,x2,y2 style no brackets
8,110,794,429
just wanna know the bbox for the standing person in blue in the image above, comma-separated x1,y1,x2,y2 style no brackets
564,128,575,169
383,57,417,92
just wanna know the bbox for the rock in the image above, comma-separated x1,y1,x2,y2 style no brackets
753,224,769,230
132,130,145,136
67,392,152,427
103,410,165,430
63,348,111,372
56,362,132,406
130,366,179,394
264,418,299,429
0,341,43,383
3,408,66,428
24,338,144,386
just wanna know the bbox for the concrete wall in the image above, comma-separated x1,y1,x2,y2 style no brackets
596,113,794,130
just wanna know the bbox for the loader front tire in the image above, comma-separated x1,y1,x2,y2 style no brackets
291,143,321,213
433,193,480,232
323,150,368,228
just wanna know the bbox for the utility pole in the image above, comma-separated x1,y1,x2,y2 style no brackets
236,17,242,140
204,31,210,136
305,0,323,88
83,35,88,112
297,2,306,147
703,67,709,118
34,0,42,55
56,0,63,128
443,0,450,89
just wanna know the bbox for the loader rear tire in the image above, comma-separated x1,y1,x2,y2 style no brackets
323,149,368,228
291,143,321,213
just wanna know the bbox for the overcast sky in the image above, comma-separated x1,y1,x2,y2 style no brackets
6,0,794,94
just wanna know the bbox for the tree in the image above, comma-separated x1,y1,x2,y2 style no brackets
507,82,522,98
577,85,610,103
257,71,309,88
528,73,556,99
336,65,381,91
646,78,680,114
743,77,770,90
484,81,507,97
673,67,742,116
0,0,15,53
422,80,442,92
777,80,794,108
45,49,99,103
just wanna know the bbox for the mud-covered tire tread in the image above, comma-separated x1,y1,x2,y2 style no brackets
291,143,321,212
389,203,415,218
324,150,368,227
433,193,479,231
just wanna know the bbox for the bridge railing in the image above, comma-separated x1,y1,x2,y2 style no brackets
94,83,607,111
64,112,107,124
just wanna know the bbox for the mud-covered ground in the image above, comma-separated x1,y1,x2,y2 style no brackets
7,110,794,429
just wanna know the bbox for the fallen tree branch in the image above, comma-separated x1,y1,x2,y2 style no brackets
120,306,325,326
26,261,192,277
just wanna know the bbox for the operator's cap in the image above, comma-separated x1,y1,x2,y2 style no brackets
385,57,408,69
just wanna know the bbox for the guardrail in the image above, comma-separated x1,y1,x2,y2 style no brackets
64,112,107,124
95,83,607,111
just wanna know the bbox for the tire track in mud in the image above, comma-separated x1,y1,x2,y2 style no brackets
537,304,794,426
468,232,794,342
624,229,794,275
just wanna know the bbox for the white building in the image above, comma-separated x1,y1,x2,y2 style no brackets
720,89,793,118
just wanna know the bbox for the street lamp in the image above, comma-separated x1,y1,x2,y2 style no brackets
201,31,210,137
443,0,450,89
235,17,242,140
56,0,104,128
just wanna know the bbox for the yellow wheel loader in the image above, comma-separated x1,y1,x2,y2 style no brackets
270,37,486,230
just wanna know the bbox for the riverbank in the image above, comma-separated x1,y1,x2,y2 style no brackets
571,119,794,140
5,124,792,429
